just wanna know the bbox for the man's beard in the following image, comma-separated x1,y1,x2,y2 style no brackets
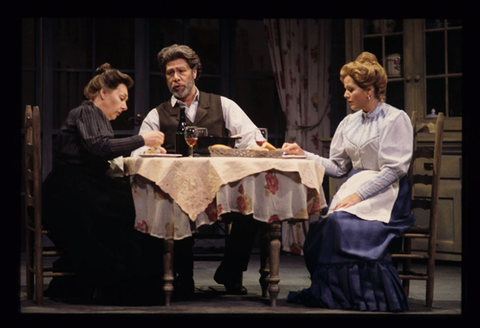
169,76,195,100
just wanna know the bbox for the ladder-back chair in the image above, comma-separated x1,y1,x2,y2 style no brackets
24,105,73,305
391,111,445,307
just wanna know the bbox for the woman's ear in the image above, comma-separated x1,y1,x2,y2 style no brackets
99,88,108,100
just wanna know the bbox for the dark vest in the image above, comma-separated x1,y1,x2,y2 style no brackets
156,91,228,153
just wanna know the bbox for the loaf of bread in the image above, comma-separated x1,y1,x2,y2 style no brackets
249,141,276,151
210,144,232,149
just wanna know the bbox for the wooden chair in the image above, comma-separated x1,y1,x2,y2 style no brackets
391,111,445,307
24,105,73,305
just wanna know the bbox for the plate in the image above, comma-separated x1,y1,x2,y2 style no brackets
282,154,307,159
140,153,182,158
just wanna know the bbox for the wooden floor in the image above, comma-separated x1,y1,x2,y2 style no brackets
16,251,463,318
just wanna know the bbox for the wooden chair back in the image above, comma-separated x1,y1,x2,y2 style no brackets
24,105,73,305
391,111,445,307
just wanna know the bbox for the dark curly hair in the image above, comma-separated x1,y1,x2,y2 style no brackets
157,44,202,81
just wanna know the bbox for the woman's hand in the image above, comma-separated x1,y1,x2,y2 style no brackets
141,131,165,148
282,142,306,156
334,193,362,210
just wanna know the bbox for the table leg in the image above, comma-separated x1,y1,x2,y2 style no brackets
163,224,175,306
267,221,281,307
259,224,270,298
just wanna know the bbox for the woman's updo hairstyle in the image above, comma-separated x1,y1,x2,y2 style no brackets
84,63,134,101
340,52,387,102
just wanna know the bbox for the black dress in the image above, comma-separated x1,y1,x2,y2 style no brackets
42,101,164,305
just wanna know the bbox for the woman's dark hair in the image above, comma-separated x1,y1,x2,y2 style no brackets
157,44,202,80
84,63,134,100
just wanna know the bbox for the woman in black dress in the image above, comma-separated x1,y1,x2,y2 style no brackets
42,63,165,305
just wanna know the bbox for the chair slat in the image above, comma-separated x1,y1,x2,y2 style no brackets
411,198,431,210
412,174,433,185
414,148,434,159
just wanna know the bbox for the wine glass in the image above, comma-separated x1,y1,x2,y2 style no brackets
184,126,199,157
185,126,204,157
255,128,268,147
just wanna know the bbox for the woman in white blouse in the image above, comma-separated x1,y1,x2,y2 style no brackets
283,52,415,312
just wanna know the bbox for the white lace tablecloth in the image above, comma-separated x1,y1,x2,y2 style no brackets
124,156,327,240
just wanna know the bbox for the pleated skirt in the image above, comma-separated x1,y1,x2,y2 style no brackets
287,172,415,312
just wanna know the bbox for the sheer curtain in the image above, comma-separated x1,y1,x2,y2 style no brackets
264,19,332,254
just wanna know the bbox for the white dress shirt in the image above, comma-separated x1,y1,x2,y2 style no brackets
132,89,258,157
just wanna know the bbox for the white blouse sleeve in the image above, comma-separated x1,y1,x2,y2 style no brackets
305,117,352,178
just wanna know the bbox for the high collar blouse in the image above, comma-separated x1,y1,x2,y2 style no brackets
306,103,413,200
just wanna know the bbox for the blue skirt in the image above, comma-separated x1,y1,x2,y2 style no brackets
287,172,415,312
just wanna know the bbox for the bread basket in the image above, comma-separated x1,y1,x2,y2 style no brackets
208,146,283,158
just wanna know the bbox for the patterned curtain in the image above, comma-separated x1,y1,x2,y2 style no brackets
264,19,332,255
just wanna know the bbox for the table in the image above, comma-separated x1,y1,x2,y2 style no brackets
124,156,327,306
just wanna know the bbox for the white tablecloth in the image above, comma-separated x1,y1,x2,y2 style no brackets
124,156,327,241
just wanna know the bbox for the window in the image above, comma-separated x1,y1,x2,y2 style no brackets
425,19,462,117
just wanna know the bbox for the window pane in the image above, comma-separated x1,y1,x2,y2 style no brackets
22,18,35,68
196,76,222,95
448,77,462,117
448,29,462,74
363,37,382,65
235,20,272,76
385,34,403,61
149,74,170,109
386,80,404,110
235,78,282,143
189,19,220,75
95,18,135,69
426,78,446,117
425,19,445,29
22,71,36,111
425,31,445,76
53,71,92,129
53,18,93,69
364,19,402,35
149,19,185,69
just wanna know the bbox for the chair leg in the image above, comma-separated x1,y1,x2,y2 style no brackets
34,235,44,305
402,238,412,297
25,233,34,300
426,257,435,307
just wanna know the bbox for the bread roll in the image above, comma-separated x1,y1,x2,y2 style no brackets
210,144,232,149
262,141,276,150
249,141,276,151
